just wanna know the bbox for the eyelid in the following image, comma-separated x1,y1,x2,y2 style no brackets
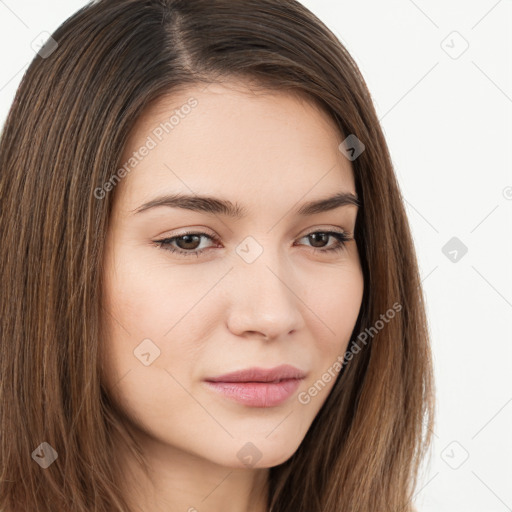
300,226,351,238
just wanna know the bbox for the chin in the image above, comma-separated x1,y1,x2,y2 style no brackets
225,438,302,470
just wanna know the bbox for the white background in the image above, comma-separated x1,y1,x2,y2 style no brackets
1,1,511,511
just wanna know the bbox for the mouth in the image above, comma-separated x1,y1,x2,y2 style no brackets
203,364,306,408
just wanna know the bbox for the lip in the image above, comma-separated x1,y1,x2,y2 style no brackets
206,364,306,383
203,364,306,408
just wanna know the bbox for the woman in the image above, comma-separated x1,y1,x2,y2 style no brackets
0,0,435,510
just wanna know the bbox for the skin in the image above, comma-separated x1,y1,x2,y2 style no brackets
100,80,364,512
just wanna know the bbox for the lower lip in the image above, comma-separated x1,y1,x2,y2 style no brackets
203,379,302,407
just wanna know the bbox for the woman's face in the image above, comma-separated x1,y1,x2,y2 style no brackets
101,81,364,470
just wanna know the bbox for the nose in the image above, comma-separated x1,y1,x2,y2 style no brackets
225,245,305,341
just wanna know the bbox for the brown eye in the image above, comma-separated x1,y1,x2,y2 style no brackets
154,231,218,257
297,231,351,254
307,232,330,248
174,234,202,251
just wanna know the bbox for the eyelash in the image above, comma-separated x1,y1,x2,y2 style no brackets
153,229,352,258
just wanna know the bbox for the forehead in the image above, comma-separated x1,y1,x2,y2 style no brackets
115,81,356,214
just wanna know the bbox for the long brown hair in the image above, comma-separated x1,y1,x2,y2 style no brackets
0,0,435,510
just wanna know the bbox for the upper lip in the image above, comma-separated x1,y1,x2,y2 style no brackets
205,364,306,383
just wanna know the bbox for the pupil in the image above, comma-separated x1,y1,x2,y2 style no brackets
178,234,200,250
310,233,327,248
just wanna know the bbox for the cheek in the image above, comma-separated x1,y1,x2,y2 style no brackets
300,262,363,403
306,260,364,346
104,246,205,338
295,265,363,410
100,247,221,386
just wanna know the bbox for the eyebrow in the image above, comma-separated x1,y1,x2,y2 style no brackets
132,191,360,218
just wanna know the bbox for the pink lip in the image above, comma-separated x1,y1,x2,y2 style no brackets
203,364,306,408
